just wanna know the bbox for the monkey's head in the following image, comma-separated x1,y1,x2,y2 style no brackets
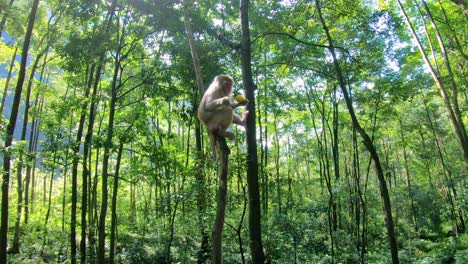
216,75,233,95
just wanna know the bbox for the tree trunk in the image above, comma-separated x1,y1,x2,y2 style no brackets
332,86,340,229
25,88,41,225
98,21,121,262
81,62,99,264
0,0,39,261
41,154,57,254
30,94,44,216
273,114,282,214
240,1,265,263
71,64,95,264
315,1,399,263
212,137,230,264
182,2,210,262
109,141,124,264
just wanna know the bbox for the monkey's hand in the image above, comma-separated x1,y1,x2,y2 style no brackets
230,99,248,109
204,96,231,112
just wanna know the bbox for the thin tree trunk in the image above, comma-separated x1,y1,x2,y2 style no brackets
240,1,266,262
315,1,399,263
81,62,99,264
25,88,41,225
109,141,124,264
98,22,121,263
0,0,39,261
212,137,230,264
273,114,282,214
332,86,340,229
88,103,105,257
71,64,95,264
182,2,210,262
41,153,57,254
0,45,18,113
262,63,269,213
352,127,367,263
30,94,44,216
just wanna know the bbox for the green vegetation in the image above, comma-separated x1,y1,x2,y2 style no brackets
0,0,466,263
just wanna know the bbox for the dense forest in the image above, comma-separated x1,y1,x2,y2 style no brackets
0,0,466,263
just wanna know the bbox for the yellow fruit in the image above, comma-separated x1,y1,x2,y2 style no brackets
235,95,246,103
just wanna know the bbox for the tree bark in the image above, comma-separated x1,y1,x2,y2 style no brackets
71,64,95,264
97,5,122,258
0,0,39,262
182,2,210,262
41,154,57,254
240,1,266,263
109,141,124,264
212,137,230,264
25,88,41,225
315,1,399,263
80,63,97,264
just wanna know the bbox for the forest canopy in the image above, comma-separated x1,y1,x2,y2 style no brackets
0,0,466,263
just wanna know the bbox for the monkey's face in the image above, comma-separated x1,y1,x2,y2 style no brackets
224,79,233,95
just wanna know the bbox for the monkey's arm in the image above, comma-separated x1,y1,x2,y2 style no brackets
232,110,249,126
230,99,248,109
204,96,231,111
204,97,248,112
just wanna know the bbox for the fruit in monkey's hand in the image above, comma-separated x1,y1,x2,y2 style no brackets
235,95,247,105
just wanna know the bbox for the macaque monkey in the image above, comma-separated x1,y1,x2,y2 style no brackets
198,75,249,161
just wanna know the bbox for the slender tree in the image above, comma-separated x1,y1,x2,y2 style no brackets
315,0,399,263
109,141,124,264
98,4,122,261
240,0,265,262
183,1,210,261
212,137,230,264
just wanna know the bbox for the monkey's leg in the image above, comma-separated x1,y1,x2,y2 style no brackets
216,130,236,140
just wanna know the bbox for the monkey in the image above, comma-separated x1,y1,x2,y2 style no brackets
198,74,249,161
